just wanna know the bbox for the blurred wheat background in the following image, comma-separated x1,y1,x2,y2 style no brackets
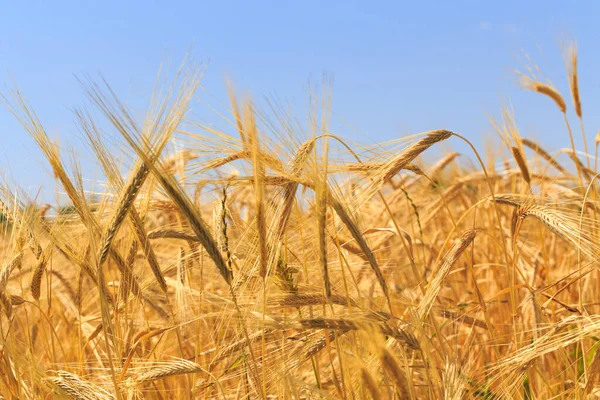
0,42,599,399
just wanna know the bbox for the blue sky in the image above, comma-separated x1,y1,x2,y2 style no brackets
1,1,598,199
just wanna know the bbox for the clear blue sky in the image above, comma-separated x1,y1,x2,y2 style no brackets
1,1,599,199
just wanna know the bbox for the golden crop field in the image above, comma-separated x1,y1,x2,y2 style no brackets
0,44,598,399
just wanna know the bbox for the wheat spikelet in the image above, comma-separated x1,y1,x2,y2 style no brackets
562,148,594,181
585,346,600,394
133,157,232,285
0,199,43,259
565,41,582,118
50,270,78,306
0,291,12,317
429,152,460,177
281,317,420,350
380,347,411,399
494,194,597,257
316,178,330,300
380,130,453,183
521,138,569,175
520,76,567,113
0,252,23,293
275,137,316,239
303,329,349,360
329,196,391,309
341,162,422,175
438,309,487,329
442,358,468,400
198,150,284,175
245,100,268,278
417,230,476,319
128,209,167,293
93,80,231,286
119,240,137,303
131,359,205,384
46,370,115,400
9,295,25,306
511,146,531,184
361,366,381,400
518,204,595,257
275,293,357,307
147,229,198,241
207,330,266,370
1,95,138,303
30,243,52,301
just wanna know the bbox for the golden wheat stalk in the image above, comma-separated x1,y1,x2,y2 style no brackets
380,347,411,399
30,243,53,301
0,252,23,293
275,137,316,240
417,230,476,319
147,229,199,241
130,359,205,384
566,42,582,118
46,370,115,400
381,130,453,183
329,195,391,310
274,317,419,350
245,100,269,278
274,293,357,307
119,137,232,285
0,199,43,259
520,76,567,113
361,366,381,400
511,146,531,185
521,138,569,175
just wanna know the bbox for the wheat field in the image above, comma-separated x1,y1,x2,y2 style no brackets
0,44,598,399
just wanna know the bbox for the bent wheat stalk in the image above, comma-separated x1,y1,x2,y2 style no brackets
417,230,476,320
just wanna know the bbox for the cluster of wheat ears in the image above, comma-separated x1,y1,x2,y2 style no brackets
0,43,599,399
